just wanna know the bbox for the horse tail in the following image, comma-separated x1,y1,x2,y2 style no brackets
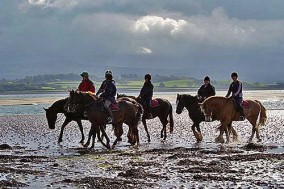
255,100,267,127
136,104,143,123
169,104,174,133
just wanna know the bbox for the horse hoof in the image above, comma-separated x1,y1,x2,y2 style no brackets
83,143,89,148
58,139,63,143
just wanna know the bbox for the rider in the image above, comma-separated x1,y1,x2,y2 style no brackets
78,71,95,93
225,72,245,121
96,70,117,124
139,74,154,119
197,76,216,102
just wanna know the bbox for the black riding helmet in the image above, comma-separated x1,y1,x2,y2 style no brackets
231,72,238,78
144,74,151,80
105,70,113,80
204,76,210,81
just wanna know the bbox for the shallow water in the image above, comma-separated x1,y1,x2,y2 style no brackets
1,91,284,188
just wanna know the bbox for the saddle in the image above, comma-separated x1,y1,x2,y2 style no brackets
109,103,119,111
242,100,250,108
151,99,159,107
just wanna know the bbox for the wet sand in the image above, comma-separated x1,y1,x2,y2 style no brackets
1,90,284,188
1,108,284,188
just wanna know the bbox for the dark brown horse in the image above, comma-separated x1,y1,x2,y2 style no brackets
176,94,238,142
65,91,141,149
117,93,174,142
200,96,267,143
44,98,87,144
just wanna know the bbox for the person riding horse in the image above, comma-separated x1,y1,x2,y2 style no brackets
78,71,95,93
197,76,216,102
225,72,245,121
96,70,117,124
138,74,154,119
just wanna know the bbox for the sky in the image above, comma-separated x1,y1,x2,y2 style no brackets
1,0,284,82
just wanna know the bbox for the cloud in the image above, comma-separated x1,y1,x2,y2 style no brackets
0,1,284,81
137,47,152,54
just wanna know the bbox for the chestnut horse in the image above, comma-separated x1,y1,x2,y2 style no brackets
176,94,238,142
117,93,174,142
200,96,267,143
65,91,141,149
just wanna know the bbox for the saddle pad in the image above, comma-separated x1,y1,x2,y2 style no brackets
151,99,159,107
242,100,250,108
110,103,120,111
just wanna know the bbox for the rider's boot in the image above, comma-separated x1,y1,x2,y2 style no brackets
106,106,114,124
239,107,245,121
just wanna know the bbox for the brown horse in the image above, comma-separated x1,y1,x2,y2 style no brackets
200,96,267,143
65,91,141,149
176,94,238,142
117,93,174,142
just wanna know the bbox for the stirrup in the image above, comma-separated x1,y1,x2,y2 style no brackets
239,116,245,121
107,117,113,124
148,113,153,119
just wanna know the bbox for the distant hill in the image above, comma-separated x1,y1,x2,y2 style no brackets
0,73,282,94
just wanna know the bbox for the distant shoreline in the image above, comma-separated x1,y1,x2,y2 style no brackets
0,89,283,106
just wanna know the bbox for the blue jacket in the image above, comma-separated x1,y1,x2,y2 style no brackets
96,80,116,103
226,80,243,98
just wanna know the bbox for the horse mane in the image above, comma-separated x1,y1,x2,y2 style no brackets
117,93,136,100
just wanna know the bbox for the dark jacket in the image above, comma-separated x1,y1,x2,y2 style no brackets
197,83,215,100
96,80,116,103
226,80,243,98
78,79,95,93
139,81,154,101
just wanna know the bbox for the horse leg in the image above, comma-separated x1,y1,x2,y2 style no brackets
99,124,106,142
84,124,94,148
248,117,258,143
58,118,72,143
255,127,262,142
215,123,226,144
112,122,123,149
76,120,85,144
228,122,238,142
158,116,168,141
195,124,203,142
97,125,111,149
142,117,151,142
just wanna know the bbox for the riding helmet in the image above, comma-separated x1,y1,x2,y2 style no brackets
204,76,210,81
80,71,89,77
105,70,112,76
231,72,238,78
144,74,151,80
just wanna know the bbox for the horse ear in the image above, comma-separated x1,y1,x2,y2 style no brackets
43,107,48,111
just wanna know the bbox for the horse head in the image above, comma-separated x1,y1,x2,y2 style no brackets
65,90,83,113
44,107,57,129
199,100,213,122
176,94,185,114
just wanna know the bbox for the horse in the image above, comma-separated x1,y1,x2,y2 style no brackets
117,93,174,142
44,98,87,144
65,91,141,149
199,96,267,143
176,94,238,142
